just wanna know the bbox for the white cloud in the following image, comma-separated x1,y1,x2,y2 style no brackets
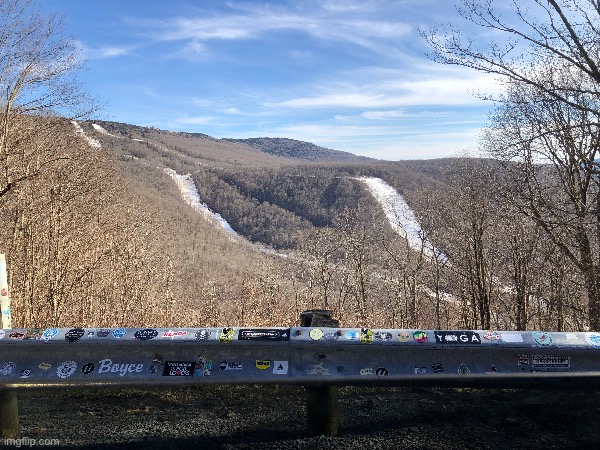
84,45,129,59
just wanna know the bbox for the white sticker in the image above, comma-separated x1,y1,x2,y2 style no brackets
273,360,288,375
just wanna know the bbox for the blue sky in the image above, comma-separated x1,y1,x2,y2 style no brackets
47,0,502,160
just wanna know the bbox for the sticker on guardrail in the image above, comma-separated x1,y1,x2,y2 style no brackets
220,328,235,343
273,361,288,374
532,332,553,346
360,328,373,343
532,355,570,369
238,329,290,341
413,331,428,343
434,331,481,344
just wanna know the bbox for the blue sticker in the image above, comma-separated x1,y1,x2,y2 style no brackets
42,328,58,342
586,332,600,347
112,328,127,339
532,332,553,346
345,331,359,340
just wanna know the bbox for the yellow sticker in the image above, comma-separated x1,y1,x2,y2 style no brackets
255,360,271,370
219,327,234,343
309,328,324,340
360,328,373,344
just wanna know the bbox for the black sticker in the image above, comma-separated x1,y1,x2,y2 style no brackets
432,363,444,373
81,363,95,374
65,328,85,342
9,331,25,339
134,328,158,341
195,329,211,341
375,367,389,376
162,361,195,377
96,328,111,337
434,331,481,344
238,328,290,341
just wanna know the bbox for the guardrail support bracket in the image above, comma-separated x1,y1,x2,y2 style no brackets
0,390,20,439
305,385,339,436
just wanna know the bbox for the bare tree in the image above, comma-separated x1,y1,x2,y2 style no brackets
0,0,93,201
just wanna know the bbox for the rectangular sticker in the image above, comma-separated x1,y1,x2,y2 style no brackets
532,355,570,369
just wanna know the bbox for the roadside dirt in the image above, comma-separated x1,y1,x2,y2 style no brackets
12,385,600,449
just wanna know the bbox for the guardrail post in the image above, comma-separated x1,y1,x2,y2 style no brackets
0,390,19,439
300,310,340,436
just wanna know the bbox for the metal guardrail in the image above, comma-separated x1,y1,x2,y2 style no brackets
1,326,600,388
2,324,600,437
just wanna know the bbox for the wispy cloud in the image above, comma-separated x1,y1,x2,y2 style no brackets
82,44,129,59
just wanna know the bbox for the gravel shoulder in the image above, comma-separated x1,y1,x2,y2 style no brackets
11,385,600,449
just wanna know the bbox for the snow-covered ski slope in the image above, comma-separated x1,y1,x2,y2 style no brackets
163,168,239,239
357,177,445,261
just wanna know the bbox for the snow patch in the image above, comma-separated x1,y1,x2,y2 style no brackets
92,123,118,137
357,177,445,262
164,168,239,238
71,120,101,149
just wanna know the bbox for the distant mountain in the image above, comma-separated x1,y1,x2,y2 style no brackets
223,137,375,162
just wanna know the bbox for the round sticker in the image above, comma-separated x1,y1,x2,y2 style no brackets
65,328,85,342
195,329,211,341
57,361,77,378
309,329,324,340
413,331,428,343
585,332,600,347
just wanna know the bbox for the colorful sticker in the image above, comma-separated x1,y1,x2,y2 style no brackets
309,328,324,341
273,361,288,375
413,331,428,343
56,361,77,379
23,328,44,340
220,328,235,343
532,332,553,346
360,328,373,344
483,331,502,342
195,356,212,377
